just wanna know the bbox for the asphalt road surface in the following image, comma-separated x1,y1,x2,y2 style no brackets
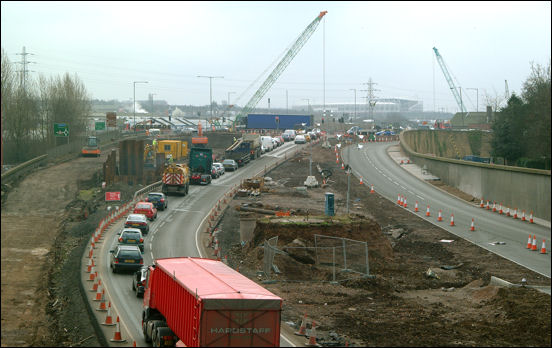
83,141,303,347
344,142,551,278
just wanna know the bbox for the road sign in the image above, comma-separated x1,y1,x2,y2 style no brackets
106,112,117,127
95,121,106,130
54,123,69,137
105,192,121,201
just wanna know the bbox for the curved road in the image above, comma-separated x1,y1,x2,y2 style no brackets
85,141,303,346
344,141,551,278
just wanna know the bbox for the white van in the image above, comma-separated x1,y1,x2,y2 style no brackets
283,129,296,140
261,136,274,152
149,128,161,136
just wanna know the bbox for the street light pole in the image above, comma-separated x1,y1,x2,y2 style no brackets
197,75,224,123
302,98,310,112
133,81,148,133
350,88,357,121
227,91,235,106
467,88,478,112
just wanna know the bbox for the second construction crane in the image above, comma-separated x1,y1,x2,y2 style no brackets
230,11,327,130
433,47,468,114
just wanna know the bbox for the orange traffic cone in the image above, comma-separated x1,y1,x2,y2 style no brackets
101,302,115,326
426,205,431,217
529,211,534,223
540,240,547,254
397,194,401,205
110,316,126,342
336,157,339,163
370,184,375,193
506,207,510,217
91,278,101,293
470,218,475,231
97,293,107,311
359,176,363,185
414,201,419,212
294,313,308,336
485,200,490,210
403,197,407,208
527,235,533,249
86,258,94,273
499,203,503,215
521,210,526,221
88,266,96,281
513,208,518,219
437,209,443,222
306,320,318,347
531,235,537,251
480,198,484,208
93,285,103,301
450,214,455,226
492,202,497,212
399,195,404,207
341,162,345,170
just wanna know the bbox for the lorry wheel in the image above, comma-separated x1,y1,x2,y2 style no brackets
151,320,168,347
143,320,151,343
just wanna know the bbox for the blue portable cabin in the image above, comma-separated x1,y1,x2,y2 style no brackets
247,114,314,130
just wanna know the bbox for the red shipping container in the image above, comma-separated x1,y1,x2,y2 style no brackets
144,257,282,347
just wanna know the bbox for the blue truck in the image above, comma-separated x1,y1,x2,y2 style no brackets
225,134,262,166
247,114,314,130
225,140,251,167
463,155,491,164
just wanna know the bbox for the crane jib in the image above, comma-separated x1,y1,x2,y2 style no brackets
234,11,328,126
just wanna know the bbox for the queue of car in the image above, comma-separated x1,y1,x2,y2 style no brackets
111,191,173,296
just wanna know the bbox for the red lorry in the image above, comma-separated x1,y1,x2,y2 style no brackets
142,257,282,347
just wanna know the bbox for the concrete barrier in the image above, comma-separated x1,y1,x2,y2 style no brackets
400,130,551,221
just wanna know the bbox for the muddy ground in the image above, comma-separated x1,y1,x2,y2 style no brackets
1,152,140,347
216,141,551,347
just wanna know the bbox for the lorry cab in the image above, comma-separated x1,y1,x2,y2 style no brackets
81,136,100,157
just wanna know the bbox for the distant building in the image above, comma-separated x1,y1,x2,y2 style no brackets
294,98,423,116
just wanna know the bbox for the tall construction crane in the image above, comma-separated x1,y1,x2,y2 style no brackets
433,47,467,114
231,11,327,129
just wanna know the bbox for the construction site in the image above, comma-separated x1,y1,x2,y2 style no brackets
211,139,551,347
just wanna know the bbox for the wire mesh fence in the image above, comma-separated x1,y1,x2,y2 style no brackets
262,234,370,283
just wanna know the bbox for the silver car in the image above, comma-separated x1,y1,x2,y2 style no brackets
222,159,238,171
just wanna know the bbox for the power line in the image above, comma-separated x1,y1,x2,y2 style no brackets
15,46,35,92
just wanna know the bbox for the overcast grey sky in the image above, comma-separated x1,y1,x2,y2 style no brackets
2,1,550,113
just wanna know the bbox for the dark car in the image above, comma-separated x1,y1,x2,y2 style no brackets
282,133,291,142
145,192,168,211
124,214,149,235
118,228,144,252
222,159,238,171
132,266,148,297
110,245,143,273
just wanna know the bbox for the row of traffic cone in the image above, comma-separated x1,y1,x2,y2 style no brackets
358,176,375,193
526,235,547,254
88,276,126,341
479,198,535,223
399,194,476,231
